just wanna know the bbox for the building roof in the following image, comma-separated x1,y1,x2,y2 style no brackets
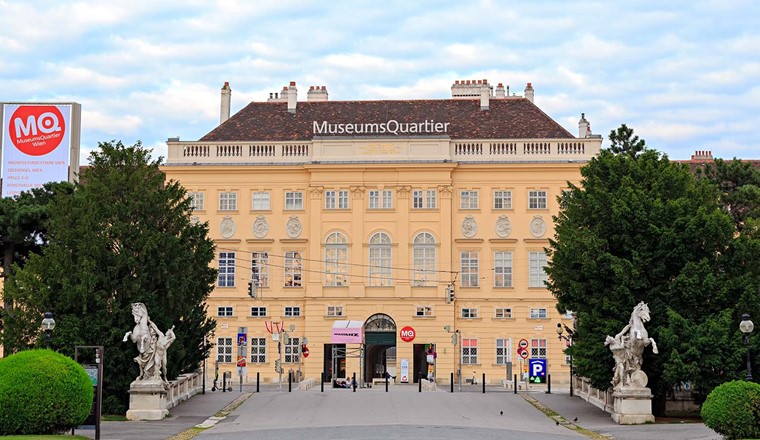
200,98,576,142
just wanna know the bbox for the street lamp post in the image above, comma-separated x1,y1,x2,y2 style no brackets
41,312,55,349
556,321,574,396
444,325,462,391
202,334,207,394
740,313,754,381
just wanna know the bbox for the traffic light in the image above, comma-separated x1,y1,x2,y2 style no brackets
247,280,255,298
445,285,455,303
275,359,282,373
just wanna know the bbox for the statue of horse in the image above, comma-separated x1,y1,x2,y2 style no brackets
610,301,658,388
123,303,152,357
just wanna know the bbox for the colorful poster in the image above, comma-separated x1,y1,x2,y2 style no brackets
400,358,409,383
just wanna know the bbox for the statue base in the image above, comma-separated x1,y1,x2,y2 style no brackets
126,379,168,421
611,386,655,425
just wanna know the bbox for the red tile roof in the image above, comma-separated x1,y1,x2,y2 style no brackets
200,98,575,142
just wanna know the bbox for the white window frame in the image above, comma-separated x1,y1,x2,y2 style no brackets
531,339,547,359
326,305,344,317
217,337,233,363
189,191,205,211
251,252,269,288
493,190,512,210
426,190,437,209
250,337,266,363
412,232,436,287
496,338,512,365
325,190,349,210
529,251,548,287
494,251,513,288
530,308,548,319
460,190,479,209
285,191,304,210
325,190,337,209
368,232,392,286
217,252,236,287
462,338,478,365
413,190,424,209
368,190,393,209
416,306,434,317
252,191,270,211
284,251,302,287
461,307,478,318
284,306,301,317
460,251,479,288
250,306,268,317
495,307,512,319
217,306,233,317
219,191,237,211
284,336,300,363
325,232,348,287
529,190,547,210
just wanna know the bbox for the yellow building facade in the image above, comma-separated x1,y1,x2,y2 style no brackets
161,79,602,387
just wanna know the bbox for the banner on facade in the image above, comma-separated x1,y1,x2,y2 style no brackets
331,320,364,344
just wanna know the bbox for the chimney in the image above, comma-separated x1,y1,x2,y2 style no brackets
220,82,231,124
524,82,534,103
691,150,713,160
495,83,505,98
287,81,297,113
578,113,589,138
307,85,329,101
480,84,490,110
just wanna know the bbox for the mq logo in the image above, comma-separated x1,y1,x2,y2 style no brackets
9,105,65,156
400,326,416,342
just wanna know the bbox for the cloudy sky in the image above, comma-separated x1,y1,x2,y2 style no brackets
1,0,758,162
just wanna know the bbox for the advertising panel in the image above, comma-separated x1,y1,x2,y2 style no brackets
331,320,364,344
1,103,80,198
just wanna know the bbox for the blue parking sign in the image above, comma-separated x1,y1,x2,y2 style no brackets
529,359,547,383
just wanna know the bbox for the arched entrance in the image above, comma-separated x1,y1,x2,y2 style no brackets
364,314,396,383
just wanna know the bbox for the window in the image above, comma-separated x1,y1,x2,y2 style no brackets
285,191,303,210
250,306,267,317
284,251,302,287
217,306,233,317
412,232,436,286
369,232,392,286
530,308,548,319
250,337,266,363
495,307,512,319
219,192,237,211
413,190,424,209
531,339,547,359
285,337,300,363
251,252,269,288
252,192,270,211
324,190,348,209
189,191,205,211
412,190,436,209
493,190,512,209
529,190,547,209
416,306,433,317
496,338,512,365
461,308,478,318
529,252,548,287
460,251,479,287
284,306,301,317
494,251,513,288
217,252,236,287
326,306,344,317
325,232,348,287
426,190,437,209
462,339,478,364
369,190,393,209
217,337,233,363
460,190,479,209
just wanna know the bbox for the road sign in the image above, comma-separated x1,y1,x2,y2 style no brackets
529,359,547,383
518,348,529,359
302,346,310,358
518,339,529,349
237,356,246,368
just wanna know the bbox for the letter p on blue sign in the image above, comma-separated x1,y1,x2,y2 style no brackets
529,359,547,384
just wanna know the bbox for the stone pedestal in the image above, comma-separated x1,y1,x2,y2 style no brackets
126,380,168,421
612,386,655,424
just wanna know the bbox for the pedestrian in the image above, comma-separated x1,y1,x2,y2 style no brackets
351,375,357,391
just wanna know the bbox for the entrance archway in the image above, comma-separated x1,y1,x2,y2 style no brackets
363,314,396,383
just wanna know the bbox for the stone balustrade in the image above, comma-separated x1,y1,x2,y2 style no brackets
573,376,614,413
165,371,204,409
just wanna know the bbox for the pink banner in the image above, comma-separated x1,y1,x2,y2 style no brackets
331,321,363,343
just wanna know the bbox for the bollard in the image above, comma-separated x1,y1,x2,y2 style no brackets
321,372,325,392
256,372,260,393
418,372,422,392
385,375,389,392
482,373,486,393
451,372,454,393
352,372,357,392
288,370,292,392
513,374,517,394
546,374,551,394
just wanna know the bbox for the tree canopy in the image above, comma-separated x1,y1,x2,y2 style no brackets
3,141,217,413
545,126,758,409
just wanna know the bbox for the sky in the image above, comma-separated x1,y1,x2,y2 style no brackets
1,0,758,163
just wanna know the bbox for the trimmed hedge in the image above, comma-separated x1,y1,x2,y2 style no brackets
701,380,760,440
0,349,94,435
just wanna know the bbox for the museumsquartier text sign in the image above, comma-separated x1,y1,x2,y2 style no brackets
313,120,450,136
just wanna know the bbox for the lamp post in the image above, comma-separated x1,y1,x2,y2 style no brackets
444,325,462,391
740,313,754,381
202,334,208,394
556,321,574,396
41,312,55,349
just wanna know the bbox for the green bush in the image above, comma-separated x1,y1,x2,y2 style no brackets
0,349,94,435
701,380,760,439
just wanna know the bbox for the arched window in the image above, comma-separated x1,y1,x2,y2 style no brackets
368,232,392,286
325,232,348,287
412,232,436,286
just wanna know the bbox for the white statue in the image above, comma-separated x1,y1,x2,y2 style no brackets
123,303,176,388
606,301,658,388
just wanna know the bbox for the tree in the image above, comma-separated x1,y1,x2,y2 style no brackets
546,125,738,411
0,182,74,355
4,141,217,413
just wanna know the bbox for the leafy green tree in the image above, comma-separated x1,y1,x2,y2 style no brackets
546,126,737,411
0,182,74,355
4,141,217,413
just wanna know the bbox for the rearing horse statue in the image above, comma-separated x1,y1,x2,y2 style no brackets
123,302,176,386
608,301,658,388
